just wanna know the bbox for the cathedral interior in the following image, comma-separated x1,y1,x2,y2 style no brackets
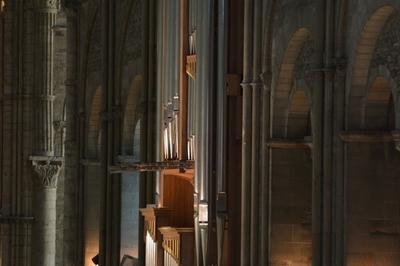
1,0,400,265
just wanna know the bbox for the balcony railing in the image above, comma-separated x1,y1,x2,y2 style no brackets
140,208,174,266
159,227,194,266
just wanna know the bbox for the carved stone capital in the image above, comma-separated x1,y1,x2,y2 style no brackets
63,0,78,16
334,57,348,77
392,131,400,152
30,157,63,188
53,120,66,132
34,0,59,12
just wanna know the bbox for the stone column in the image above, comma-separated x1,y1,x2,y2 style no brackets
240,0,253,264
33,0,58,156
31,1,60,265
63,1,80,264
31,161,62,266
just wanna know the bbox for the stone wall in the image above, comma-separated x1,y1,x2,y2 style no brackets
346,144,400,265
271,149,312,265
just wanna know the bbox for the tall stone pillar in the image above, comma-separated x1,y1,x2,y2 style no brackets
32,0,58,156
31,161,62,266
30,1,60,265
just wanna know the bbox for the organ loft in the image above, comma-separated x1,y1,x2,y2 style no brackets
1,0,400,265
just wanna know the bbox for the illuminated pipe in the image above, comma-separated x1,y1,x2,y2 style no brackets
168,121,173,159
174,113,179,159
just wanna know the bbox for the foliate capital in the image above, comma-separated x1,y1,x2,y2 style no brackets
31,159,62,188
34,0,59,12
392,131,400,152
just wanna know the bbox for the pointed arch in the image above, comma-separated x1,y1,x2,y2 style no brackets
273,28,312,138
286,80,312,138
348,5,396,129
122,75,143,156
363,76,392,129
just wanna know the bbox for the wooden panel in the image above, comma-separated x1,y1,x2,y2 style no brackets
160,171,194,228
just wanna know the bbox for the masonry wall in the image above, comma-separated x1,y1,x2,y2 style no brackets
84,165,102,266
346,143,400,265
78,0,146,264
271,149,313,265
0,1,34,264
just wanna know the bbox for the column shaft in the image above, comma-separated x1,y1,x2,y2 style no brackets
240,0,253,264
32,187,57,265
34,11,56,156
64,3,80,265
31,2,59,266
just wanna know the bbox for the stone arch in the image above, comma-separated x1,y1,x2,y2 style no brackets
273,27,312,138
348,5,396,129
364,76,392,129
87,86,103,158
286,79,312,138
363,65,398,130
122,75,143,156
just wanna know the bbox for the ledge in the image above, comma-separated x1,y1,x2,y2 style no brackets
339,131,400,143
110,160,195,173
0,215,35,224
267,138,313,149
29,156,64,164
80,158,101,166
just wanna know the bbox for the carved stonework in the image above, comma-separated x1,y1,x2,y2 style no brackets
53,120,66,132
392,131,400,152
33,162,62,188
87,13,102,73
63,0,78,16
394,141,400,152
34,0,59,11
334,57,347,77
294,38,314,81
124,0,143,64
372,15,400,82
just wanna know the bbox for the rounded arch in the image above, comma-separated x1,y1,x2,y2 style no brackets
348,5,396,129
122,75,143,156
87,86,103,158
273,27,312,138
